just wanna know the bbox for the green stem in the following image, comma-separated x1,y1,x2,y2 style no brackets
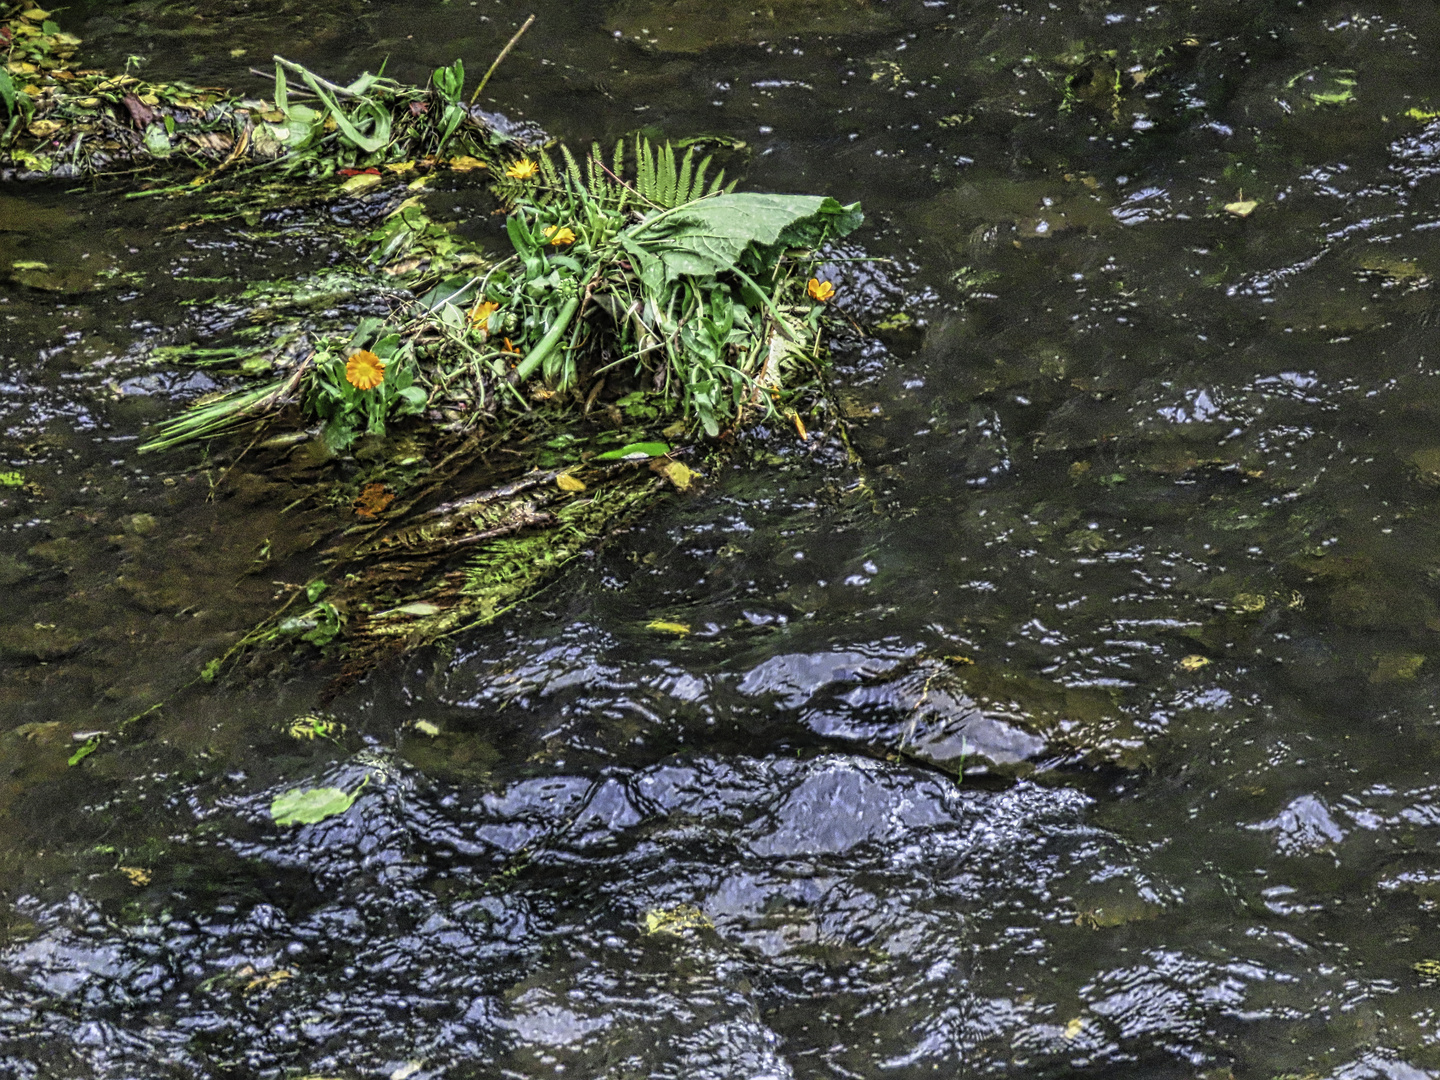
515,295,581,381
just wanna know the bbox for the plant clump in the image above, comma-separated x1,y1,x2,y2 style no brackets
3,2,864,688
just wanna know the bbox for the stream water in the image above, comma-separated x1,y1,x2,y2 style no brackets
6,0,1440,1076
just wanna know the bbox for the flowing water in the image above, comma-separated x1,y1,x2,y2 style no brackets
6,0,1440,1076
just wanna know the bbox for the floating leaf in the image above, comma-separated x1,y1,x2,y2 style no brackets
375,601,442,618
1224,199,1258,217
647,619,691,635
414,719,440,737
596,441,669,461
340,172,383,195
270,781,364,826
659,461,696,491
0,471,23,487
68,734,101,766
118,866,151,887
642,904,712,935
1179,655,1211,672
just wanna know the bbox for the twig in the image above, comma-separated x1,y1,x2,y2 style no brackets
470,14,536,105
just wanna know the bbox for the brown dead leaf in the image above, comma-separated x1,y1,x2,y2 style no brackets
352,483,395,519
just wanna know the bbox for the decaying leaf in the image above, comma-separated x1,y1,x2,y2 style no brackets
659,460,696,491
643,904,712,935
1179,655,1211,672
353,482,395,518
646,619,691,635
243,968,293,994
118,866,151,886
556,473,586,493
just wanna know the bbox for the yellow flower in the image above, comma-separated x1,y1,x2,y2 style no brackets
807,278,836,303
470,300,501,331
345,350,386,391
505,158,539,181
544,225,577,246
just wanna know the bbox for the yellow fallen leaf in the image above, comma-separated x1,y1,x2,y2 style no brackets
243,968,293,994
1232,592,1266,613
647,620,691,635
339,172,383,195
414,719,441,737
384,160,418,173
556,473,586,493
661,461,696,491
643,904,712,935
118,866,151,887
1224,199,1258,217
26,119,63,138
447,155,488,172
1179,655,1211,672
1063,1017,1084,1039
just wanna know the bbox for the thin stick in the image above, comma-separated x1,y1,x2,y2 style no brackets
470,14,536,105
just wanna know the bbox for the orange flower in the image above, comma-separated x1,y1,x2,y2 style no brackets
544,225,577,246
807,278,836,303
345,350,386,391
470,300,501,331
505,158,539,181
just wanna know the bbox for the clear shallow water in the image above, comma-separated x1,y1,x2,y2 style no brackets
7,0,1440,1076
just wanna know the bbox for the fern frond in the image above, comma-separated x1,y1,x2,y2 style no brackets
676,148,695,207
537,150,561,189
560,143,584,192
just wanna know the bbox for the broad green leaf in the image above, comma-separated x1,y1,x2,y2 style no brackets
270,783,360,826
595,441,669,460
635,194,863,282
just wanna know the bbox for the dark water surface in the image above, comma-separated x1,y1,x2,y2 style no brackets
7,0,1440,1076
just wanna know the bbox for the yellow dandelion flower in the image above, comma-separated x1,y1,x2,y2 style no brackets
345,350,386,391
470,300,501,331
505,158,539,181
807,278,836,303
544,225,577,246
